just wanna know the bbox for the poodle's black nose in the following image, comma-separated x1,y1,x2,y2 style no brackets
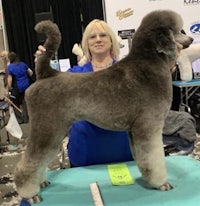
190,37,194,43
182,36,194,49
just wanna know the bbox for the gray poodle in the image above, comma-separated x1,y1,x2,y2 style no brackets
14,10,193,203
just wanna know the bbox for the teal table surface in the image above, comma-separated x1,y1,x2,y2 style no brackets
38,156,200,206
173,79,200,87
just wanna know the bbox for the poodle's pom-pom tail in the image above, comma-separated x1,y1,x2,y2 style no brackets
34,20,61,79
34,20,61,58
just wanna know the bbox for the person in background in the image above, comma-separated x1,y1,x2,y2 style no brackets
0,50,9,88
7,52,33,124
35,19,197,167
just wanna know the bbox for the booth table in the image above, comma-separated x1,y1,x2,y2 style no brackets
172,79,200,112
36,156,200,206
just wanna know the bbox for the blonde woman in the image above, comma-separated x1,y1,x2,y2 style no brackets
36,19,133,167
67,19,133,166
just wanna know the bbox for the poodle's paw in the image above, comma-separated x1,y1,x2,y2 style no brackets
40,180,51,188
27,194,43,204
159,182,173,191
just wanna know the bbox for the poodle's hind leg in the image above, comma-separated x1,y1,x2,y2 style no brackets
14,133,63,203
14,154,46,202
24,170,51,204
131,118,173,190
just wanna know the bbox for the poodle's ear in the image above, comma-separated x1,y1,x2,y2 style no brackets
155,29,177,58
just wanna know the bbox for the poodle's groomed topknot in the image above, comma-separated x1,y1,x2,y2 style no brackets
34,20,61,80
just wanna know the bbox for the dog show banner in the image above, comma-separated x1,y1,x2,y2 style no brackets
103,0,200,59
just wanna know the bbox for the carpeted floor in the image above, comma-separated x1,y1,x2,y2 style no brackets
0,149,24,206
0,123,28,206
0,123,69,206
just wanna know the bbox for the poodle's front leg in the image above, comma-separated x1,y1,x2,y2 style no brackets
131,124,173,190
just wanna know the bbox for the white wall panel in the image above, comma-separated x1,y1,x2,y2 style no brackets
104,0,200,58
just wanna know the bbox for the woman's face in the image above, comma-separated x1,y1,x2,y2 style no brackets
87,25,112,57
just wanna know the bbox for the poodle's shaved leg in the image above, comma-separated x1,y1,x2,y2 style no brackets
14,140,61,200
131,124,173,190
14,155,45,199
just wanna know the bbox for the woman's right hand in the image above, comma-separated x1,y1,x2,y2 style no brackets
34,45,46,63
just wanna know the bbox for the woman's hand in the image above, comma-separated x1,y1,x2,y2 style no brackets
34,45,46,63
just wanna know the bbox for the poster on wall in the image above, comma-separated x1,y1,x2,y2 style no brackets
104,0,200,59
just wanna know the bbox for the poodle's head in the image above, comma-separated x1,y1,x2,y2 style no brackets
133,10,193,60
140,10,193,48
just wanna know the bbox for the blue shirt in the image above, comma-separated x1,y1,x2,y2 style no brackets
8,62,30,92
67,62,133,167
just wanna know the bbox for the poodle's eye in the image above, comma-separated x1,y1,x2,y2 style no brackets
181,29,186,34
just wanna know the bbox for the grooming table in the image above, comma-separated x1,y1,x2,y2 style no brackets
172,79,200,112
36,156,200,206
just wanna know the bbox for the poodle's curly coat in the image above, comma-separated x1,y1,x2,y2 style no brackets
14,10,193,203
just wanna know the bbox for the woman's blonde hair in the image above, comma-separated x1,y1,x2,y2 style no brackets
0,50,9,64
0,50,8,57
81,19,120,62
